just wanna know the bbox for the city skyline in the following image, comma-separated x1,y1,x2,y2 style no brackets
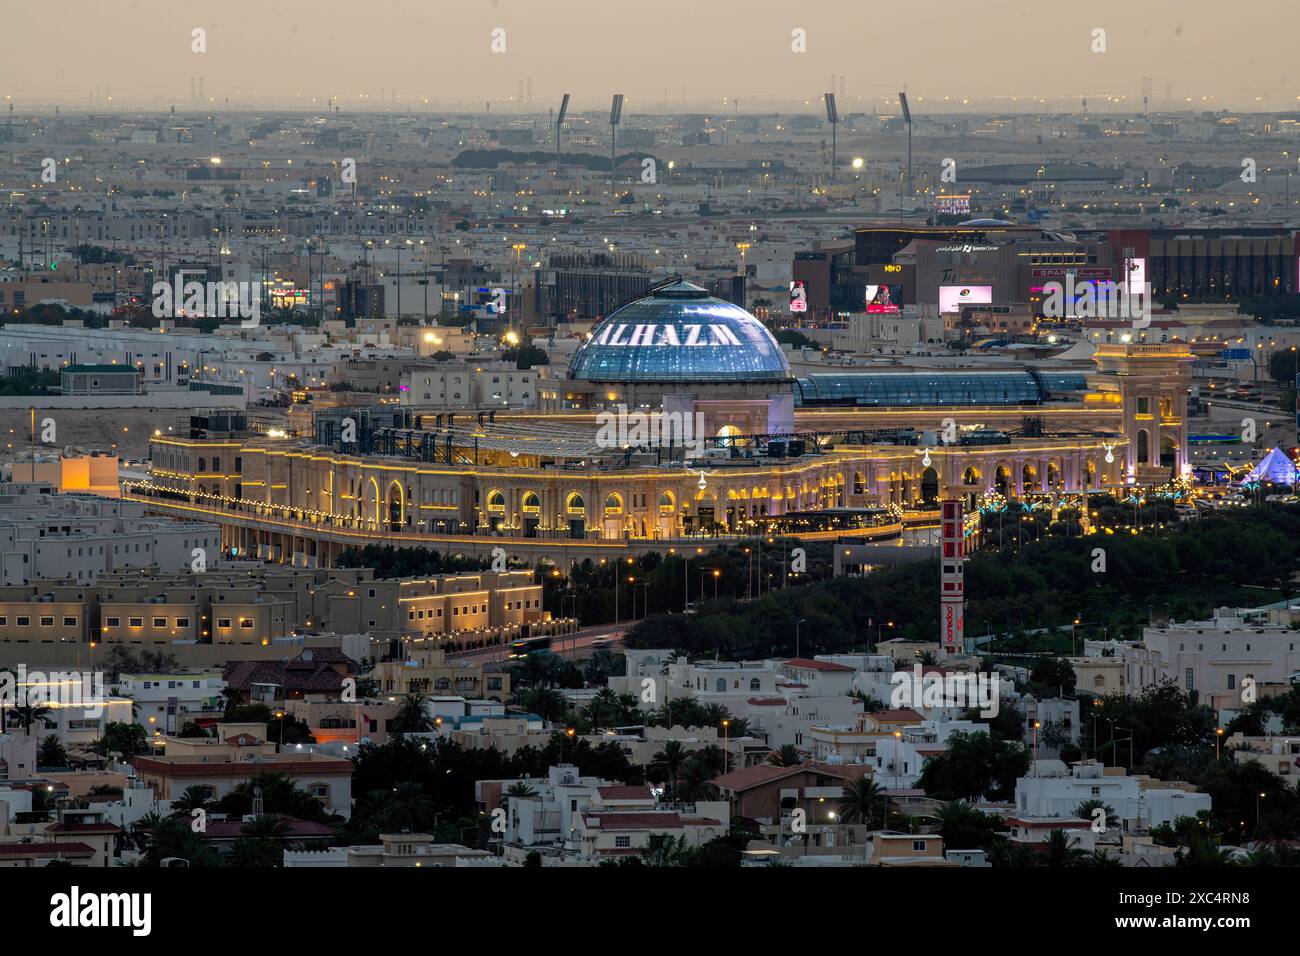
4,0,1298,113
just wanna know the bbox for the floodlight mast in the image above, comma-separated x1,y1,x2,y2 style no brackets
609,93,624,202
556,93,569,176
823,93,838,183
898,91,913,203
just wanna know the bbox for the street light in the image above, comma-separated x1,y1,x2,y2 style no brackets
796,618,806,658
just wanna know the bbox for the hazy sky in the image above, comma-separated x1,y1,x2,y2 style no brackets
5,0,1296,113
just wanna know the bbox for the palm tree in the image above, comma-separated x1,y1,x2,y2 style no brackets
1041,829,1088,867
217,686,241,719
512,687,566,722
767,744,802,767
615,693,641,724
1074,799,1119,831
171,785,214,816
675,758,719,802
376,781,436,832
390,693,434,734
10,702,53,737
584,689,620,732
701,703,730,728
837,777,884,828
649,741,688,797
502,781,538,803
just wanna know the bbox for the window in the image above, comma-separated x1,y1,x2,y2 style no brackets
1184,667,1194,691
63,617,77,627
176,618,190,628
106,617,120,627
39,617,54,627
239,618,254,629
129,617,143,627
217,618,232,628
17,617,31,626
153,617,167,628
0,617,6,626
912,840,926,852
1227,673,1236,690
615,836,631,849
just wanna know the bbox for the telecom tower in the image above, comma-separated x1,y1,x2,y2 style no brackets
940,499,965,657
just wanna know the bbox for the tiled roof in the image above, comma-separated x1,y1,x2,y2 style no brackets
581,812,684,831
781,658,855,672
202,815,333,839
712,764,806,790
0,841,95,857
44,822,122,834
223,656,347,693
595,785,654,802
868,708,925,722
132,756,353,777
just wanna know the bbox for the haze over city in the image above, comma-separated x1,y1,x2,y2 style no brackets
4,0,1298,113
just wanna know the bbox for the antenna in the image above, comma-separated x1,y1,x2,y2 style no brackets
898,92,912,201
823,93,838,182
609,93,624,202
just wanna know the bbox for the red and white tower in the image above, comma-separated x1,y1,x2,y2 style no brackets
940,499,965,658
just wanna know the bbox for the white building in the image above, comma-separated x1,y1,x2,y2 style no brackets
114,671,225,734
1123,608,1300,698
1014,761,1211,830
0,489,219,585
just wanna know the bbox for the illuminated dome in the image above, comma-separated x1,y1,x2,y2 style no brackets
568,281,792,384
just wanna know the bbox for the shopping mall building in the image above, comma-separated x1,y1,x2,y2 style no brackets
126,281,1193,566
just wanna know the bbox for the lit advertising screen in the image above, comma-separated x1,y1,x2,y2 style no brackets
864,284,902,314
1125,257,1147,295
939,284,993,314
789,280,807,313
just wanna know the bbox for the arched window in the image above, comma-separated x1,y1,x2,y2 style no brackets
566,492,585,514
853,472,866,494
659,490,675,513
1137,429,1150,463
521,491,540,513
750,677,761,691
486,490,506,512
604,492,623,514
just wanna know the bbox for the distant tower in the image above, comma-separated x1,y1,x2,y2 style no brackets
940,500,965,658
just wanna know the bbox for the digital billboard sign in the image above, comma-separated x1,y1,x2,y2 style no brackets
939,284,993,314
789,280,807,313
864,284,902,314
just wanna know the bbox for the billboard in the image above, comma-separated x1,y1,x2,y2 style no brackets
864,284,902,314
939,284,993,314
1124,256,1147,296
789,280,807,313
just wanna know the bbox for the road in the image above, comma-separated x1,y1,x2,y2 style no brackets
447,624,628,665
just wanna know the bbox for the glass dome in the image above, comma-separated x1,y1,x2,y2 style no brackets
568,281,792,384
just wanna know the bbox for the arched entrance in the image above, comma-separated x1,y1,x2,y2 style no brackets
521,491,540,537
920,467,940,506
994,464,1011,498
565,492,586,539
387,480,404,531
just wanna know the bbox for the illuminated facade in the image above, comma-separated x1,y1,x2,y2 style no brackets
123,283,1191,565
